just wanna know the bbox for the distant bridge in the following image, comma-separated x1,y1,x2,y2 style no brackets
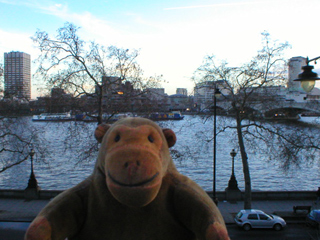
213,99,320,120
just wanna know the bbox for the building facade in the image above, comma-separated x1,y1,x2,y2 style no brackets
193,80,229,110
4,51,31,100
176,88,188,96
100,76,122,95
287,56,306,92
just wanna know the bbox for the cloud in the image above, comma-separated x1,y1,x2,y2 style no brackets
34,1,69,18
0,0,30,3
0,30,34,54
0,0,10,4
164,1,275,10
0,0,58,11
0,0,122,47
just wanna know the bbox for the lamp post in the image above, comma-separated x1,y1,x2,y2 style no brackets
294,56,320,92
25,148,40,199
27,149,39,189
225,149,241,202
213,86,221,204
227,149,239,190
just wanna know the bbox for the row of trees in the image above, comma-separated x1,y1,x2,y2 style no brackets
1,24,320,209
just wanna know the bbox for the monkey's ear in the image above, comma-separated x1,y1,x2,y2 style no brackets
162,128,176,148
94,124,111,143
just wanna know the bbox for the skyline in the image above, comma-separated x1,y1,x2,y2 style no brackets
1,0,320,99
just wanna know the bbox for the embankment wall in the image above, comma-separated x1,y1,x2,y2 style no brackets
0,189,317,201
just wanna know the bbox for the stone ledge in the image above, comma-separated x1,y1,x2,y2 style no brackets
0,190,63,200
0,189,317,201
207,190,317,201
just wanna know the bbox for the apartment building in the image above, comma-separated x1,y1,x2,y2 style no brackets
4,51,31,100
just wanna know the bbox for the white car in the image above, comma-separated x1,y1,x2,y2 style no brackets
234,209,286,231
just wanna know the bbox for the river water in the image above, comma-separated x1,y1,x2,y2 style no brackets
0,115,319,192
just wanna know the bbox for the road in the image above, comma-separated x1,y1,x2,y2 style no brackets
0,222,319,240
227,223,319,240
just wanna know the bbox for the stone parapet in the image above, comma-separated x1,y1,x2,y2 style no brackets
0,189,63,200
0,189,317,201
207,190,316,201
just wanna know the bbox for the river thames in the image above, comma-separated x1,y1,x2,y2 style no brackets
0,115,319,192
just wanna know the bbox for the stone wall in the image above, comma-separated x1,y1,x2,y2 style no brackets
0,189,317,201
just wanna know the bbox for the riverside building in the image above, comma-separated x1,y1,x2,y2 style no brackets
4,51,31,100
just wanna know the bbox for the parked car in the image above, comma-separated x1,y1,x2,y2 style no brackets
306,209,320,228
234,209,286,231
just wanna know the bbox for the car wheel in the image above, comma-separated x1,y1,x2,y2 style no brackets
273,223,282,231
243,224,251,231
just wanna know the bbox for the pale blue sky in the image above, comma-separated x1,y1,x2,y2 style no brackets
1,0,320,98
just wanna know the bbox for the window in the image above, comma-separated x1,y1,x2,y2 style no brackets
259,214,269,220
247,214,258,220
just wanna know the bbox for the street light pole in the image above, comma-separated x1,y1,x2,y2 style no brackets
27,149,38,189
227,149,239,190
225,148,241,202
213,92,217,202
213,86,221,204
30,149,34,175
231,149,236,176
25,149,40,200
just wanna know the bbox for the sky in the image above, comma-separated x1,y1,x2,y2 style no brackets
1,0,320,99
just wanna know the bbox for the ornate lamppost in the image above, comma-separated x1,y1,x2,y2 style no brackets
225,149,241,202
25,149,40,199
27,149,38,188
294,56,320,92
213,86,221,204
227,149,239,190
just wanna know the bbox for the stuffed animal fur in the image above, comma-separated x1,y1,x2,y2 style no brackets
25,117,229,240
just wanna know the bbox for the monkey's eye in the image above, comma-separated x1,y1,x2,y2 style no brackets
114,134,121,142
148,135,154,143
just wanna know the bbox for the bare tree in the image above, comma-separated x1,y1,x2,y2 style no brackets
31,22,163,163
0,117,49,173
32,22,162,124
194,32,320,209
0,63,48,173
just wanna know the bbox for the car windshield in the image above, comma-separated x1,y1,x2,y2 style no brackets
236,212,243,218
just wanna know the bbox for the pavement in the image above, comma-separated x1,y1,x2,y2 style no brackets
0,198,318,240
0,197,318,224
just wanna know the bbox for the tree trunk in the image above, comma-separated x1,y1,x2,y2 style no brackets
97,90,103,125
236,114,252,209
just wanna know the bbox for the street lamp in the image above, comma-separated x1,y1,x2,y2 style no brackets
213,86,221,204
294,56,320,93
26,149,39,189
227,149,239,190
25,148,40,200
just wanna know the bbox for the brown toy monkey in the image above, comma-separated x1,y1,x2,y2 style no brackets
25,117,229,240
